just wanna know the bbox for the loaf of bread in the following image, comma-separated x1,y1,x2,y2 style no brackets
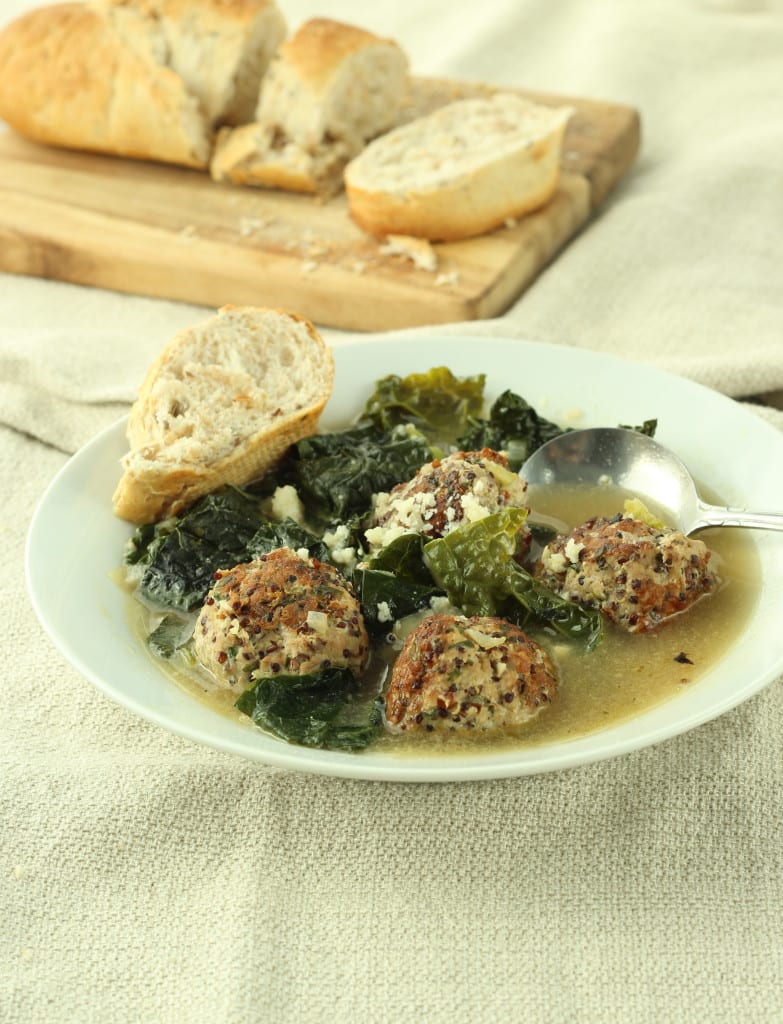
210,17,409,194
0,0,287,168
112,306,334,524
344,93,573,241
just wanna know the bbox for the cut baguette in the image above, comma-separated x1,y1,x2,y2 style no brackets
113,306,334,524
211,17,408,193
344,93,573,241
0,0,287,168
210,122,353,195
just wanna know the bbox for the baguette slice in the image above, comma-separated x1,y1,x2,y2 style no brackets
344,93,574,241
210,122,353,195
113,306,334,524
211,17,408,193
0,0,286,168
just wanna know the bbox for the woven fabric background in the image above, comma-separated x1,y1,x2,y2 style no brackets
1,1,782,1021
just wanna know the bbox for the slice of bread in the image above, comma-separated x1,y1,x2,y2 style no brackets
211,17,408,193
0,0,287,168
344,93,574,241
210,122,353,195
113,306,334,524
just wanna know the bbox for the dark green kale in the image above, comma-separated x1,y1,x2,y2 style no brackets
246,519,330,564
276,423,432,525
423,509,603,650
618,418,658,437
126,488,328,611
364,533,435,584
457,389,567,470
353,534,444,639
359,366,485,447
235,669,382,751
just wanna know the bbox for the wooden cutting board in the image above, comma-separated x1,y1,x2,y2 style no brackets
0,78,639,331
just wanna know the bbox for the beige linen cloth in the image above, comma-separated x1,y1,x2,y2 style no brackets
2,1,782,1021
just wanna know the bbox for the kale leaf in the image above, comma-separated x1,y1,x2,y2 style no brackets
457,389,567,471
360,366,485,447
126,488,328,611
423,509,603,649
277,423,431,524
235,669,382,751
146,613,196,659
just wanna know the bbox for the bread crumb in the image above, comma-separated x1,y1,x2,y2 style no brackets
380,234,438,272
238,216,268,236
351,260,367,274
300,260,319,274
435,270,461,288
178,224,199,241
504,217,518,229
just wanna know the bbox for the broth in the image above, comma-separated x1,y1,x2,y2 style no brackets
125,483,761,756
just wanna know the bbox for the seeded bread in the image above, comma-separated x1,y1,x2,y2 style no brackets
210,17,409,194
112,306,334,524
0,0,287,168
344,93,573,241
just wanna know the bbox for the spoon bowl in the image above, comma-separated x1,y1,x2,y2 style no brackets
521,427,783,535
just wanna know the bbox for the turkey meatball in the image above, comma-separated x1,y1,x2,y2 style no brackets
535,514,718,633
365,448,529,551
193,547,369,690
385,614,558,733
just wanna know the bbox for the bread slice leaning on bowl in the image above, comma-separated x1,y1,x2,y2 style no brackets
344,93,574,241
112,306,334,524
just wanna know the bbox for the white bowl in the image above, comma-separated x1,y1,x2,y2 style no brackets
25,336,783,781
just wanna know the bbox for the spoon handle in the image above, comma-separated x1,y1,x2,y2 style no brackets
695,502,783,533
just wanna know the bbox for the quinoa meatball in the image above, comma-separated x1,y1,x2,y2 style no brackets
365,448,529,551
193,547,369,690
385,614,558,733
535,514,718,633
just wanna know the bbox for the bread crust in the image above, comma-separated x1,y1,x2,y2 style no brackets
112,306,335,524
0,3,208,166
273,17,402,92
210,123,351,194
0,0,286,167
344,95,572,241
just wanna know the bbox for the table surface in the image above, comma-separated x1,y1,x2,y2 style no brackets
2,1,782,1023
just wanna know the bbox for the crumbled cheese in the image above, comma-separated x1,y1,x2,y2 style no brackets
269,485,305,525
323,524,357,569
366,491,437,549
429,596,455,614
364,523,413,549
295,547,310,560
460,492,492,524
376,601,393,623
544,550,568,574
564,538,585,563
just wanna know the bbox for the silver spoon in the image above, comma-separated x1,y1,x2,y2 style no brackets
520,427,783,535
